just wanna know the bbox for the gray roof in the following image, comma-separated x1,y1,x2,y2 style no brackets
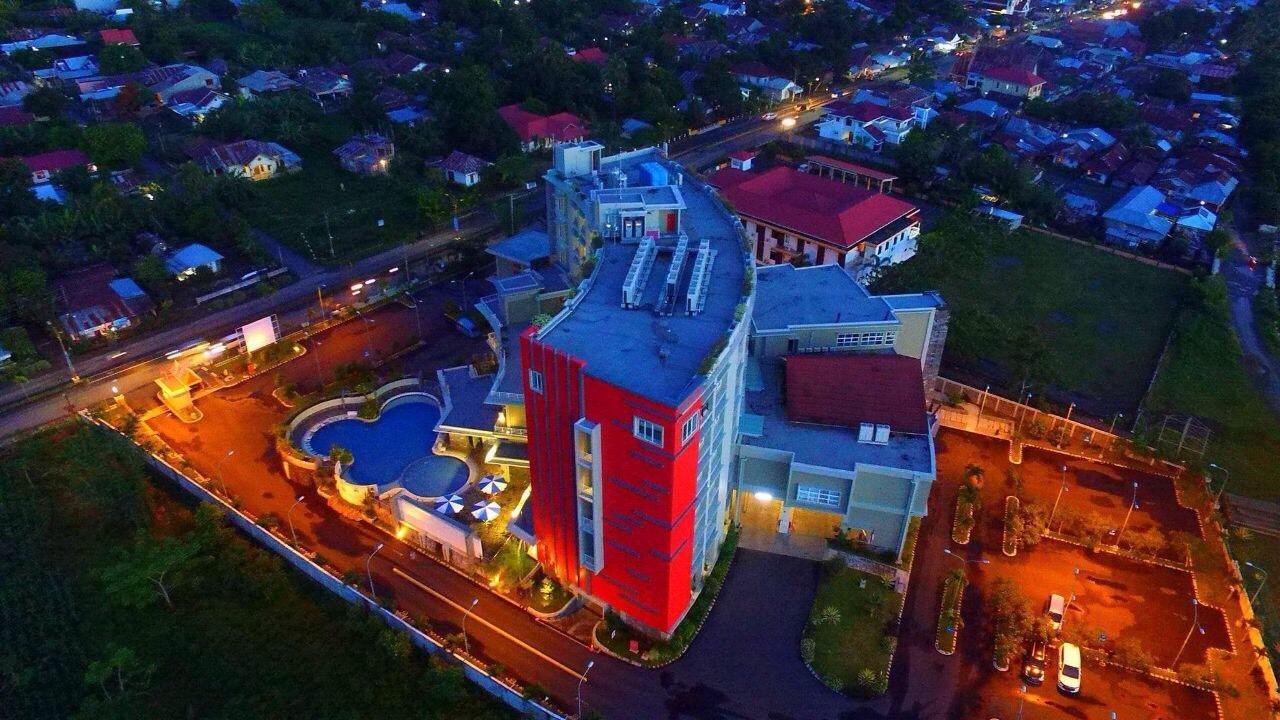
1103,185,1173,234
882,292,945,311
752,264,897,332
487,226,551,266
535,149,748,406
165,243,224,274
437,365,500,433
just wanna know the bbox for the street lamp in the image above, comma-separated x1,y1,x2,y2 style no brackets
366,543,385,597
1113,482,1139,547
215,449,235,495
287,495,305,546
1245,561,1269,606
1171,598,1205,667
1109,412,1124,435
577,659,595,719
1048,465,1069,529
1208,463,1230,506
462,597,479,655
943,547,991,566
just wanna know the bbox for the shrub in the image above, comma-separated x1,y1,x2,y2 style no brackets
357,397,379,420
800,637,816,663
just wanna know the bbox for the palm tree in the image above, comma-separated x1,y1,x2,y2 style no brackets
964,463,986,488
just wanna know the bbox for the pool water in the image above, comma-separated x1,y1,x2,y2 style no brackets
307,398,468,497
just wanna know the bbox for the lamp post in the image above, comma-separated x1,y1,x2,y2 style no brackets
215,449,235,495
577,659,595,719
977,384,991,425
1171,598,1205,667
1048,465,1069,529
1109,412,1124,435
1208,463,1230,506
366,542,385,597
1245,561,1269,606
1113,482,1139,547
943,546,990,572
462,597,479,655
287,495,305,546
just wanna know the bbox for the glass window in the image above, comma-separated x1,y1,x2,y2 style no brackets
836,332,858,348
633,416,664,447
797,485,842,508
528,369,543,393
680,413,700,445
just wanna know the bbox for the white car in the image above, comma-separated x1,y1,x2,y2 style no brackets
762,112,778,120
1046,593,1065,631
1057,642,1082,694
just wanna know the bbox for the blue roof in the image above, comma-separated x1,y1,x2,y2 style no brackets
436,365,501,433
109,277,147,299
165,243,224,274
752,264,897,332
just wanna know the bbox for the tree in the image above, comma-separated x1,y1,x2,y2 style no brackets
987,577,1033,666
907,51,935,84
1017,502,1048,547
101,531,205,609
22,86,66,118
98,43,148,74
0,157,39,219
1150,68,1191,103
81,123,146,169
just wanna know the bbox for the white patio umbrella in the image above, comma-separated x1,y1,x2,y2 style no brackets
472,500,501,522
435,494,464,514
479,474,508,495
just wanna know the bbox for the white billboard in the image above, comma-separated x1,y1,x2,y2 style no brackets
240,315,279,354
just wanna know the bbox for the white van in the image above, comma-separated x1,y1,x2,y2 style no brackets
1046,593,1066,631
1057,642,1082,694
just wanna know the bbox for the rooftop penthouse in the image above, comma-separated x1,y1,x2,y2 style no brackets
536,143,751,407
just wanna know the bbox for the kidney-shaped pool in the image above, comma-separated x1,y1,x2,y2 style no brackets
304,395,469,498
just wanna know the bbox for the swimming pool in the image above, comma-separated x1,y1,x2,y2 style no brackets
304,395,469,498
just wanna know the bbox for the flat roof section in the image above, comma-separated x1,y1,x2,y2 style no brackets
437,366,501,434
752,264,897,332
537,151,747,407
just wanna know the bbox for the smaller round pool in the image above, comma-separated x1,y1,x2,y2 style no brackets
400,455,471,498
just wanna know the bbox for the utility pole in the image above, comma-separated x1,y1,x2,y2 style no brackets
47,321,79,382
1113,482,1139,547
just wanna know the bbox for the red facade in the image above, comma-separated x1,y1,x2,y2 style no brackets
521,329,703,634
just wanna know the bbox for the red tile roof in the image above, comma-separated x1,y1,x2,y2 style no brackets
497,104,587,144
99,28,138,46
728,149,756,161
785,353,927,434
0,105,35,126
571,47,608,65
980,65,1046,87
806,155,898,182
20,149,90,174
706,165,918,249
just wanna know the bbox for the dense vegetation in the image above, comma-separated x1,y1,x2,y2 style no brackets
0,424,514,720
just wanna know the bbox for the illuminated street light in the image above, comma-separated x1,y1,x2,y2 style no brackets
366,543,385,597
288,495,305,546
577,660,596,718
1171,598,1205,667
462,597,479,655
215,449,235,495
1245,562,1269,606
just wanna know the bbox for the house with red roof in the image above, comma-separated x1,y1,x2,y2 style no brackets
99,28,139,47
497,104,587,152
569,47,607,66
17,149,93,184
817,100,917,152
707,164,921,280
968,65,1047,99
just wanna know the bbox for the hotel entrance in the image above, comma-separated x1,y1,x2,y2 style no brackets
736,489,839,561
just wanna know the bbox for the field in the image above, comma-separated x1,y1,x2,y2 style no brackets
876,220,1189,414
245,146,426,264
1145,277,1280,499
0,425,513,720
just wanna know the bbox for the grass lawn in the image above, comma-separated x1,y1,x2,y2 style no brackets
947,230,1187,409
804,563,903,696
245,148,426,265
1144,277,1280,499
1224,529,1280,664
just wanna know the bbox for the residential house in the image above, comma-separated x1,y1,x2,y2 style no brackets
333,133,395,175
32,55,99,84
817,100,916,152
18,149,93,184
708,164,921,281
440,150,491,186
969,65,1047,99
1081,143,1130,185
1102,184,1174,247
295,67,352,110
76,63,219,104
191,139,301,180
497,104,587,152
0,81,33,107
98,28,138,46
1,33,85,57
165,243,224,279
53,264,151,338
732,62,803,102
167,87,228,122
237,69,300,96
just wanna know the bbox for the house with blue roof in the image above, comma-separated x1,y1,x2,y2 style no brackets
165,243,225,279
1103,185,1174,247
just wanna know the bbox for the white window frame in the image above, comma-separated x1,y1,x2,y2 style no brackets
633,416,664,447
836,332,858,348
680,412,700,445
797,485,842,508
858,423,875,443
528,369,543,393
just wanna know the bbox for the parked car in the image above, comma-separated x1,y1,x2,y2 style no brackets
1022,639,1047,685
1046,593,1066,631
762,112,778,120
1057,642,1082,694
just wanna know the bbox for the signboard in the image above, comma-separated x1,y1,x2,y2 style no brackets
239,315,280,354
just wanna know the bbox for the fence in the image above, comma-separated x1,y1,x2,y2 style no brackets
932,376,1122,448
195,267,291,305
79,413,565,720
782,131,900,168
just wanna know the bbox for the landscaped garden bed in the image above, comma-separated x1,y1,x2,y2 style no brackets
1003,496,1021,557
803,560,903,697
936,569,967,655
952,484,979,545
